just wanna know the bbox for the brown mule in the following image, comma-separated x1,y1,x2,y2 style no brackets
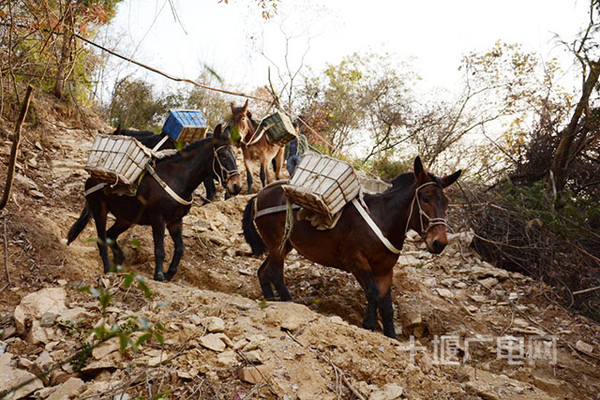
242,157,461,338
228,100,285,194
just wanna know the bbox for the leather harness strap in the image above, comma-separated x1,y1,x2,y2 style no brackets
84,182,107,197
351,199,402,254
254,204,301,220
145,163,193,206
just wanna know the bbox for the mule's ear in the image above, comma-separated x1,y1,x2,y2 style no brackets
230,102,235,112
414,156,427,181
242,99,249,113
441,170,462,188
213,124,222,139
114,124,122,135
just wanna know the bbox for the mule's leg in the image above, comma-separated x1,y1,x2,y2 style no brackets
244,157,254,194
257,257,276,300
267,250,293,301
273,147,284,180
350,260,380,331
375,273,396,339
88,198,112,273
106,219,131,267
259,164,267,187
203,178,216,205
164,219,184,281
379,291,396,339
151,220,167,281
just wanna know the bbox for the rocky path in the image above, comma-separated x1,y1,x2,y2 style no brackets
0,91,599,399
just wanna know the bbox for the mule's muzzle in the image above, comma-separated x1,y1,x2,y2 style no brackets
428,239,447,254
227,174,242,195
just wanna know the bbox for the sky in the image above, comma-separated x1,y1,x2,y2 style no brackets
101,0,590,102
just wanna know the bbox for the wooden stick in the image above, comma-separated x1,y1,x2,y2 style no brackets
0,84,33,210
572,285,600,296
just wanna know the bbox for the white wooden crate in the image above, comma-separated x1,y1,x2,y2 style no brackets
85,135,153,186
282,153,360,218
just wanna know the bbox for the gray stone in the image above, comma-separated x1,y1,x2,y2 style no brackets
0,353,44,400
368,383,404,400
201,316,225,333
199,334,227,352
14,288,68,334
47,377,84,400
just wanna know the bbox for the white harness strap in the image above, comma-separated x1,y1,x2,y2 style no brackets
352,199,402,254
84,182,107,197
145,163,193,206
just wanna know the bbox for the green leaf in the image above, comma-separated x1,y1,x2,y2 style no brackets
123,273,134,289
154,331,164,345
136,275,152,299
137,317,150,330
136,332,152,346
119,332,130,353
130,238,141,249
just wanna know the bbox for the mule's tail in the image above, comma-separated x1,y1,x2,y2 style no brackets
242,196,266,256
67,201,91,245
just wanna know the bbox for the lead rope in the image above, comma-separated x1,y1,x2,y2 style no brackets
404,181,447,236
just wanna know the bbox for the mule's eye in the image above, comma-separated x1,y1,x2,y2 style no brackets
422,195,430,204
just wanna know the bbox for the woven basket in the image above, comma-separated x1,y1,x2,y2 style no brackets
85,135,153,186
282,153,360,218
262,112,297,145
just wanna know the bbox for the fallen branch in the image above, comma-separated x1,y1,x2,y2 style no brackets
572,285,600,296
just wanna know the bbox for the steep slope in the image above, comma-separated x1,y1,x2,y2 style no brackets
0,90,599,399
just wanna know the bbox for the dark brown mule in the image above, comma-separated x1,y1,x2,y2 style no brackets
242,157,461,338
67,125,242,281
228,100,284,194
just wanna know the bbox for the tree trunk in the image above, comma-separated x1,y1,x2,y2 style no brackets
551,59,600,190
54,5,74,99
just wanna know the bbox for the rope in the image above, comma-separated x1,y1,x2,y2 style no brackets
404,182,448,236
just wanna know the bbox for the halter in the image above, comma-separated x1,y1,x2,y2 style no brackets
212,145,240,188
405,181,447,236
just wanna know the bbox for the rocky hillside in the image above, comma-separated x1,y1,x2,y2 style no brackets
0,89,599,399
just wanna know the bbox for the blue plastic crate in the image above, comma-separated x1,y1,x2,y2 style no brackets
162,110,208,142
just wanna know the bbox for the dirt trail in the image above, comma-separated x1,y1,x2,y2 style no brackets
0,90,599,399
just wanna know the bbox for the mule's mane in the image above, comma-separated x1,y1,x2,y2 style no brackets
157,136,215,162
384,171,442,194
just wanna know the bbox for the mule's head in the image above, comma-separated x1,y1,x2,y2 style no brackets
228,100,253,144
212,124,242,195
407,156,461,254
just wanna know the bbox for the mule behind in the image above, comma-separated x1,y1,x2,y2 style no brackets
68,125,242,281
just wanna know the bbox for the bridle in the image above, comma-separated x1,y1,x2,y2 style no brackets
212,144,240,188
405,181,447,235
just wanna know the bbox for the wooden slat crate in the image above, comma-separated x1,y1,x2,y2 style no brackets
162,110,208,143
262,112,297,145
282,153,360,218
356,171,391,194
85,135,153,186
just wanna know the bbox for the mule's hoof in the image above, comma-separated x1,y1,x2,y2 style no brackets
154,272,165,281
362,322,376,331
384,331,398,340
165,271,175,281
